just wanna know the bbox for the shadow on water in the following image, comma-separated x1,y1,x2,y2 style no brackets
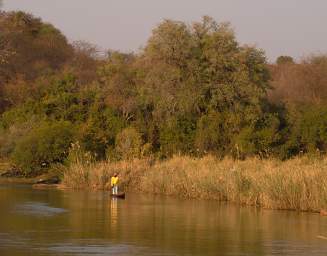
1,185,327,256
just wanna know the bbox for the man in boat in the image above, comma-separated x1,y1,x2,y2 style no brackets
111,173,119,195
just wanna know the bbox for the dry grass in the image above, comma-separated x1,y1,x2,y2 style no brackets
62,155,327,212
62,158,150,190
0,161,11,174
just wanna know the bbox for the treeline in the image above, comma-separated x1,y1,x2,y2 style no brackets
0,11,327,175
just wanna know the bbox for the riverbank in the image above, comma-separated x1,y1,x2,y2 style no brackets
0,177,36,185
0,167,61,186
61,155,327,212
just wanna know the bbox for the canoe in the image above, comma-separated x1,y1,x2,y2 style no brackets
110,193,125,199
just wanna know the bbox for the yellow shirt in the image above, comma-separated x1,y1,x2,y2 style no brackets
111,176,118,186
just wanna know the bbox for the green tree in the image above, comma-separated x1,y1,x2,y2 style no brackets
12,121,75,175
79,105,126,159
159,115,196,157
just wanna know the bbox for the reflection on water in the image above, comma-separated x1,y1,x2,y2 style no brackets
111,198,118,227
14,202,68,217
1,184,327,256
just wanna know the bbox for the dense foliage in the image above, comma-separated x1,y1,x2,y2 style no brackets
1,11,327,174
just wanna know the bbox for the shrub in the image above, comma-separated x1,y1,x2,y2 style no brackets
12,121,75,175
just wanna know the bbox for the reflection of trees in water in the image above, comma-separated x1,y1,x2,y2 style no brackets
26,191,322,255
1,187,326,255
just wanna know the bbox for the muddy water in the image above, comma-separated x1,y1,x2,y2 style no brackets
1,184,327,256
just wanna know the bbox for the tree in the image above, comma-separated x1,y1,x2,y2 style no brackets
115,127,143,160
270,55,327,105
0,11,73,81
276,55,294,65
136,17,271,156
98,51,138,122
70,41,100,84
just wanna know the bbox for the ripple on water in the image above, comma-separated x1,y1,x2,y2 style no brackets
48,243,139,256
266,240,327,256
14,202,68,217
46,241,174,256
0,233,29,248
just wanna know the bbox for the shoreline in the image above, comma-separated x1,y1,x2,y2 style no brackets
2,155,327,215
1,176,325,215
0,178,324,215
0,177,38,185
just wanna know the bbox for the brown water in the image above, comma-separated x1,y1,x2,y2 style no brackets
1,184,327,256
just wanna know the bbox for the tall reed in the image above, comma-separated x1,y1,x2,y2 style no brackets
62,155,327,212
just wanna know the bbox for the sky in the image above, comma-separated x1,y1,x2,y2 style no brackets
2,0,327,62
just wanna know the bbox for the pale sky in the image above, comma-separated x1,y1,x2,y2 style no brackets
3,0,327,62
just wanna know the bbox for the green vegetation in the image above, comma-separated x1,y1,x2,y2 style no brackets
12,121,74,175
1,11,327,178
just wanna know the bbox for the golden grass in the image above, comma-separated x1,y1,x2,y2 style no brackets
62,155,327,212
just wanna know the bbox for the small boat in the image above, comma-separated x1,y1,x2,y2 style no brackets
110,193,126,199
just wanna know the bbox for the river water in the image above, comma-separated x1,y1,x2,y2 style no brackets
1,184,327,256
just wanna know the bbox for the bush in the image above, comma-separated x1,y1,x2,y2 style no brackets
0,121,34,157
280,106,327,159
12,121,75,175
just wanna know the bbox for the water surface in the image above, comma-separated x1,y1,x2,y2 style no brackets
1,184,327,255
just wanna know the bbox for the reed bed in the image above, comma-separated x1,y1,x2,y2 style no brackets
62,155,327,212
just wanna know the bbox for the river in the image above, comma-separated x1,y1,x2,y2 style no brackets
1,184,327,256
